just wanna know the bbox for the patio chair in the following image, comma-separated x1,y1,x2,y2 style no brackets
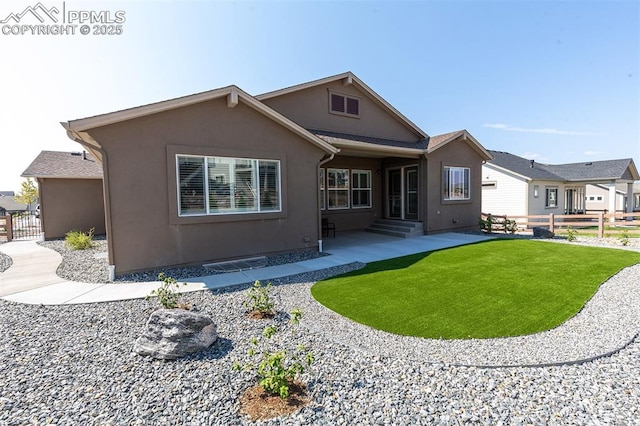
322,217,335,238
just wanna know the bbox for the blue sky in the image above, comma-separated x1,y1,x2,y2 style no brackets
1,0,638,192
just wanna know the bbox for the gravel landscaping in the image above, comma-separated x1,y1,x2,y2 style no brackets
1,235,639,424
38,237,329,284
0,242,11,273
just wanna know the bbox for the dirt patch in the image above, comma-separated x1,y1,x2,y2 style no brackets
238,382,311,421
247,310,275,319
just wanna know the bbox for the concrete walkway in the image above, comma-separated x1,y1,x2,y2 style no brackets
0,232,492,305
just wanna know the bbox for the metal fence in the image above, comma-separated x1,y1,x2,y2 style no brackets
2,212,43,241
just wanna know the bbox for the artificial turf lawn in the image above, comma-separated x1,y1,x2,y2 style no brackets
310,239,640,339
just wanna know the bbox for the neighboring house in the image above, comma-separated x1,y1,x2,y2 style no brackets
482,151,639,217
22,151,105,239
585,182,640,213
0,195,27,216
59,72,492,276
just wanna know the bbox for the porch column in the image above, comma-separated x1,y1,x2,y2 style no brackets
626,183,634,214
608,181,616,222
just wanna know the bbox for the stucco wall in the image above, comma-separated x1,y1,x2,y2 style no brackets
321,156,384,231
424,138,484,233
261,81,420,142
87,98,327,275
39,178,105,239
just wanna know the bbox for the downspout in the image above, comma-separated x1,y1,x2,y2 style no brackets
62,125,116,281
317,153,335,252
99,147,116,281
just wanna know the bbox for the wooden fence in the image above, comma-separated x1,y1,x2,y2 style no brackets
0,214,13,241
481,212,640,238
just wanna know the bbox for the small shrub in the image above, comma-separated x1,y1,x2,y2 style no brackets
65,228,95,250
147,272,187,309
566,226,577,242
619,229,630,246
502,218,518,234
244,280,275,317
233,309,314,399
478,214,494,233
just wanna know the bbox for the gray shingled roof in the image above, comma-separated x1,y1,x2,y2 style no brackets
487,150,638,182
310,129,428,150
0,197,27,212
22,151,103,179
487,151,564,180
544,159,636,181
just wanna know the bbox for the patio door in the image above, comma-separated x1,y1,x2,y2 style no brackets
387,166,419,220
405,167,419,220
388,169,402,219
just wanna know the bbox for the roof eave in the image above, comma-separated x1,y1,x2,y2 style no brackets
21,174,102,179
328,139,424,158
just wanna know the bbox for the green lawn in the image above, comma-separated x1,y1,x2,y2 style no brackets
311,240,640,339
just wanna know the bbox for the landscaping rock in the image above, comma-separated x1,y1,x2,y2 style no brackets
134,308,217,360
533,226,554,238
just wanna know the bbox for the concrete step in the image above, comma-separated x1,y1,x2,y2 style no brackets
365,220,424,238
373,219,422,229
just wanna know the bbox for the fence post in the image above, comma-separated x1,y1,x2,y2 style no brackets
598,212,604,238
549,213,555,234
5,214,12,241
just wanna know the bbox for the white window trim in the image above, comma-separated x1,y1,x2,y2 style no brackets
545,187,558,208
327,168,350,210
351,169,372,209
444,166,471,201
328,91,361,118
176,154,282,217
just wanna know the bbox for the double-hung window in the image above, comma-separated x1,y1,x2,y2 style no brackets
545,187,558,208
444,166,470,200
177,155,280,216
351,170,372,208
327,168,350,209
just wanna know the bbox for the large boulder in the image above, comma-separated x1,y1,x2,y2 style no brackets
134,309,217,360
533,226,555,239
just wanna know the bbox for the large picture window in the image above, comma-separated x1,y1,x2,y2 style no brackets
327,168,350,209
352,170,372,208
177,155,280,216
444,166,470,200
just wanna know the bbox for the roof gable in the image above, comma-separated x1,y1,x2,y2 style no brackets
22,150,103,179
428,130,493,161
62,86,338,156
256,72,428,140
